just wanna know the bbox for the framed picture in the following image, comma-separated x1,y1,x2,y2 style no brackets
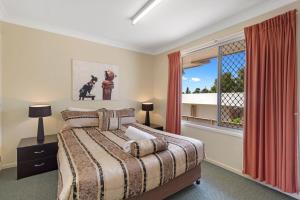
72,60,119,101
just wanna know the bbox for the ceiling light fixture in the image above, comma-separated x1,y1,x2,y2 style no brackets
131,0,163,25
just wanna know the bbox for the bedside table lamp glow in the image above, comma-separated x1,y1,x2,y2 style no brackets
29,105,52,143
142,102,153,126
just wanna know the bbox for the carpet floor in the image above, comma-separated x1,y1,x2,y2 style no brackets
0,162,295,200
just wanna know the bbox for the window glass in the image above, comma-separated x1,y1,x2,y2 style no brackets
182,39,246,130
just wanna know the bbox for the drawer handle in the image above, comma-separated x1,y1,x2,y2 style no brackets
34,150,45,154
34,163,45,167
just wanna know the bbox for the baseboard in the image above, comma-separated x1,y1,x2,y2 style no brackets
205,158,300,199
205,157,243,175
1,162,17,169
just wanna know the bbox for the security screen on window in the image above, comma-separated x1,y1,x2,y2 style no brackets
182,39,245,129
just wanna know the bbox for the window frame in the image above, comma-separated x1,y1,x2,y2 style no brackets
181,35,245,131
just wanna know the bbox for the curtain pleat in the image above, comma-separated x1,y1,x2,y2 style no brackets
166,51,182,134
243,10,298,193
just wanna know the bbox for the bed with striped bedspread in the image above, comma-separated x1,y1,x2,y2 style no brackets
57,123,204,200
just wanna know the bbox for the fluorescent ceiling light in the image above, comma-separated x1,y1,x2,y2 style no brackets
132,0,163,25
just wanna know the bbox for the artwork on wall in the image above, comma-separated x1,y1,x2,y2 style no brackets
72,60,119,101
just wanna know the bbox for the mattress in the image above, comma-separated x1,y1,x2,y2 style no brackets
57,123,204,200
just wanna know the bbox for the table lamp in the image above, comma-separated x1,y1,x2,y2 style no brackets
142,103,153,126
29,105,52,143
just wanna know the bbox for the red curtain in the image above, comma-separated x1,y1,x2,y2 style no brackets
166,51,182,134
243,10,298,193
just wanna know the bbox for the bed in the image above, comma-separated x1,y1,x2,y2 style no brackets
57,123,204,200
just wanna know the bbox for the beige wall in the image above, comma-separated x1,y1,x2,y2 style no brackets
182,124,243,172
297,3,300,192
152,0,300,178
1,23,154,166
0,22,2,168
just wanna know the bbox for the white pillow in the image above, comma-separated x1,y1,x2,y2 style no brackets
125,126,156,140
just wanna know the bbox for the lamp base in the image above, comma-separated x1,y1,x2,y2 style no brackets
37,117,45,143
144,111,150,126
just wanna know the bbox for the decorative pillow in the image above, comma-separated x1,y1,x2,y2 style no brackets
120,116,137,125
97,109,107,131
130,137,168,158
116,108,135,117
99,110,117,131
107,116,120,130
116,108,136,125
61,109,105,130
100,108,136,131
67,107,98,111
123,140,135,153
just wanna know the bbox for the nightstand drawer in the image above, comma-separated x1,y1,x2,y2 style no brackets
17,156,58,179
17,143,58,162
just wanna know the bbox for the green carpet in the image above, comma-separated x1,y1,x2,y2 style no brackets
0,162,295,200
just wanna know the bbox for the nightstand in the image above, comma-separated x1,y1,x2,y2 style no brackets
144,123,164,131
17,135,58,179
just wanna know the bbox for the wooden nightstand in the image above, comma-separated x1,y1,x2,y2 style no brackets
144,123,164,131
17,135,58,179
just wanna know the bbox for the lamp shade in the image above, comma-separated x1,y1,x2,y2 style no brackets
29,105,52,118
142,103,154,111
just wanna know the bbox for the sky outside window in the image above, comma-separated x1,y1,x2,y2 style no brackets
182,57,217,93
182,51,246,93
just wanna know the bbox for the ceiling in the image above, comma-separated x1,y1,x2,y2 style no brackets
0,0,295,54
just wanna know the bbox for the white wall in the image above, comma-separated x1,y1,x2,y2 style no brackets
181,104,190,116
182,104,217,121
195,105,217,121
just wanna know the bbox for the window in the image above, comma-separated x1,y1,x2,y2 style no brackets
182,39,246,129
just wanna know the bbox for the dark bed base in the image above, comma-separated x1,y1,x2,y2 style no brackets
128,164,201,200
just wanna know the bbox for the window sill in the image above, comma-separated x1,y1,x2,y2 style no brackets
182,121,243,138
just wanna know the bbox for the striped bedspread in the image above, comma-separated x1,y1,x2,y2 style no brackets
57,123,204,200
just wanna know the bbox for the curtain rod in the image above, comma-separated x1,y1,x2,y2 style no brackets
181,31,245,57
